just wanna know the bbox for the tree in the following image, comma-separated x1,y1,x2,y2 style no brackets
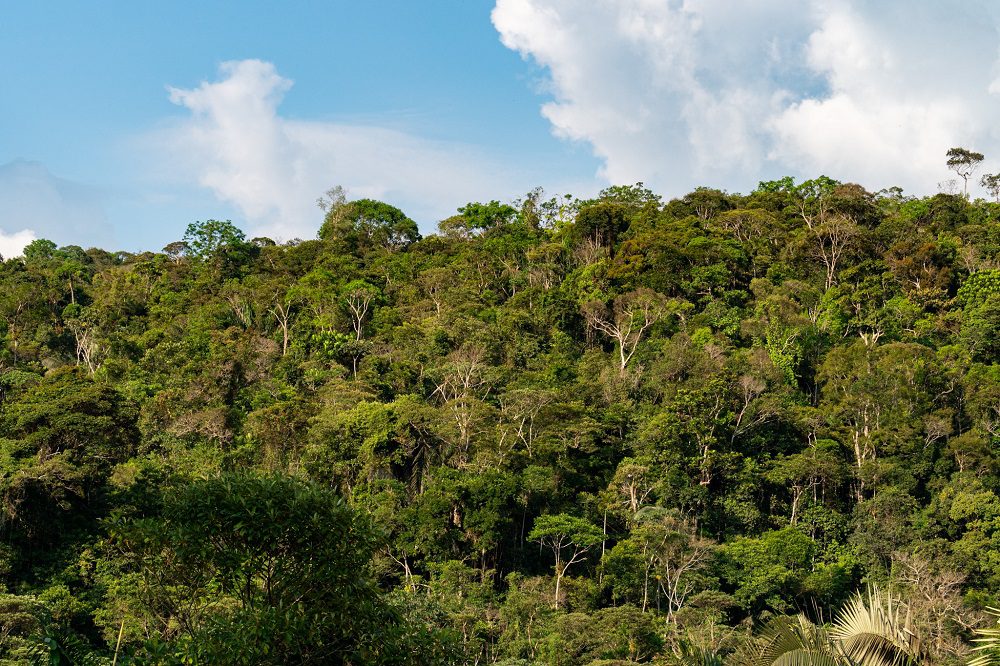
319,198,420,250
528,514,603,608
63,305,105,374
161,241,189,263
827,586,923,666
429,345,493,462
583,288,677,376
818,342,939,501
946,147,985,198
108,474,450,664
341,279,380,341
0,369,138,563
182,219,247,259
981,173,1000,203
631,508,714,619
21,239,57,263
595,182,661,211
441,200,518,237
719,527,816,614
315,184,347,213
0,265,43,366
609,458,656,519
536,605,663,663
714,208,783,277
571,201,630,257
765,441,845,524
260,278,298,357
810,214,860,291
891,552,969,661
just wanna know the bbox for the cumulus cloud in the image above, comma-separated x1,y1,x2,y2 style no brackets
0,160,111,254
0,229,37,260
155,60,537,240
493,0,1000,196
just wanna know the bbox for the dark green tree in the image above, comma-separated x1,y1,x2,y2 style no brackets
108,474,458,664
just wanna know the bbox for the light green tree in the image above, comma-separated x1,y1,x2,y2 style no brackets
947,147,985,198
528,514,603,608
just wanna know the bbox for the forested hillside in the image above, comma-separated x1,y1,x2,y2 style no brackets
4,177,1000,664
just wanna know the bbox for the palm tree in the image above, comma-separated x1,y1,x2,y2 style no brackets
732,614,840,666
733,586,922,666
833,586,922,666
969,607,1000,666
677,641,726,666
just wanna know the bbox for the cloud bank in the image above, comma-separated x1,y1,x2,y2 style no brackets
493,0,1000,197
157,60,535,241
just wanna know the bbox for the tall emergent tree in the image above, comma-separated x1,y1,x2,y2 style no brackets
946,147,985,198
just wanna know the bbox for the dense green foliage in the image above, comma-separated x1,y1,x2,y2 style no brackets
3,179,1000,663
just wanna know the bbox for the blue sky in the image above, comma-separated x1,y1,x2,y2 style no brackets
4,1,1000,256
0,1,598,252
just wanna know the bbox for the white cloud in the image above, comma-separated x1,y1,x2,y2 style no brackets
0,160,111,252
493,0,1000,196
0,229,37,260
155,60,540,240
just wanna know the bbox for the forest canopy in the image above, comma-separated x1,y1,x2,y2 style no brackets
3,174,1000,664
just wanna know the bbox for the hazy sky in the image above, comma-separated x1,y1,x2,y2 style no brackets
3,1,1000,255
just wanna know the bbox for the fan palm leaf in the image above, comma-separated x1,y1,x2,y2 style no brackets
829,586,920,666
730,586,923,666
733,615,841,666
969,607,1000,666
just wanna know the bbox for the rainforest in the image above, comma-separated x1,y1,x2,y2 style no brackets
4,177,1000,665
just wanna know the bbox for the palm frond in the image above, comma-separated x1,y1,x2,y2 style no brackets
771,648,843,666
679,642,726,666
733,614,840,666
830,586,920,666
969,607,1000,666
